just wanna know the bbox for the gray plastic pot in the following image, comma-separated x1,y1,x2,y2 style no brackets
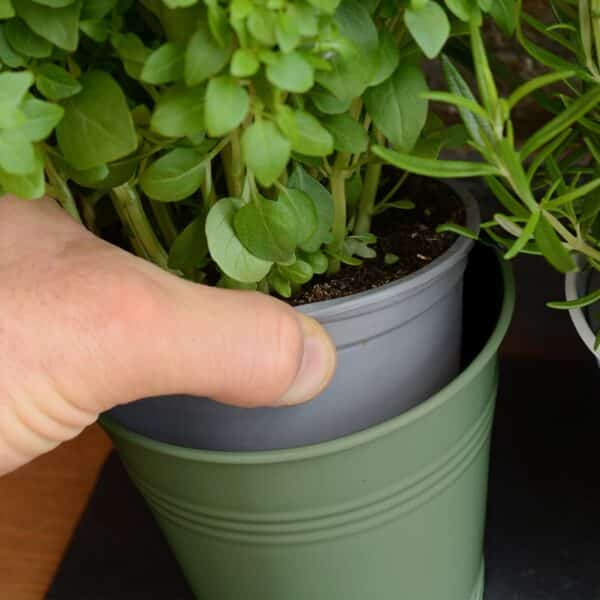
565,257,600,365
108,186,479,451
101,247,514,600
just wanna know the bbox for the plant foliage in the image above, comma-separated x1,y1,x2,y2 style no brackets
389,0,600,345
0,0,512,297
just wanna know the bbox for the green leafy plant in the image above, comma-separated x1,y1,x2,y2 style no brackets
0,0,512,298
378,1,600,346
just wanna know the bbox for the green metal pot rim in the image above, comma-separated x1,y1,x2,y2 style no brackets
100,253,515,465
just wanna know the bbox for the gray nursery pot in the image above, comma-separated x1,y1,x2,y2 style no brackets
108,186,479,451
565,258,600,365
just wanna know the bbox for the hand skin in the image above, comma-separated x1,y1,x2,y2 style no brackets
0,195,337,476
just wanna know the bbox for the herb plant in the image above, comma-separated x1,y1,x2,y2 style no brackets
0,0,512,298
378,0,600,344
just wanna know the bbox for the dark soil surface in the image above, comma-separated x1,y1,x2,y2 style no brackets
291,177,465,305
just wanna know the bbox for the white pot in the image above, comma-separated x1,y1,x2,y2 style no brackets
565,257,600,365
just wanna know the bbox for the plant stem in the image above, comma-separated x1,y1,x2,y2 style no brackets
223,129,243,197
45,158,82,223
230,128,244,196
380,171,409,206
327,153,349,273
80,197,97,234
544,209,600,262
201,161,217,209
150,201,178,247
353,161,382,235
592,0,600,71
111,183,170,270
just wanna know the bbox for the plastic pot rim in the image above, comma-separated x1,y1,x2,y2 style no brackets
565,256,600,360
100,251,514,465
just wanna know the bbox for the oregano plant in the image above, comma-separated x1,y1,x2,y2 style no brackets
0,0,512,298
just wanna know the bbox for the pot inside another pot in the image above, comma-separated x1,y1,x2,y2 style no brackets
107,187,479,451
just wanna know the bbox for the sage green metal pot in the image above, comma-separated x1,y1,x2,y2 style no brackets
101,250,514,600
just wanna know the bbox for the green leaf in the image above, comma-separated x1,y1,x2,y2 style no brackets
242,120,291,187
405,1,450,59
206,197,273,283
306,0,341,13
488,0,516,35
0,70,33,120
504,210,540,259
0,128,35,174
234,195,298,263
185,19,232,86
15,0,81,51
442,55,493,147
516,7,585,77
79,19,111,43
373,145,502,177
484,175,528,217
141,41,186,85
364,64,428,151
315,0,378,102
436,223,479,240
0,25,26,67
0,0,15,19
35,63,82,100
0,146,44,199
268,270,292,298
547,179,600,209
230,48,259,77
288,164,334,252
275,11,301,52
534,214,576,273
547,287,600,310
111,32,150,79
279,259,313,284
247,6,277,45
290,2,319,36
309,86,352,115
422,91,491,122
369,29,400,87
469,18,499,117
444,0,475,21
301,249,329,273
57,71,137,171
14,95,64,141
277,186,318,246
276,109,334,157
4,18,52,57
521,86,600,160
80,0,115,21
150,85,205,138
140,148,205,202
507,70,575,110
266,51,314,93
204,75,249,137
321,113,368,153
168,214,209,271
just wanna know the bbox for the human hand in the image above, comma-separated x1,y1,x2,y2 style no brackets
0,195,336,475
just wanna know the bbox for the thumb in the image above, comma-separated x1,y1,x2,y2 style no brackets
113,274,337,409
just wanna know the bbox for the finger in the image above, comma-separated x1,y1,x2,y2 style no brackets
114,277,337,409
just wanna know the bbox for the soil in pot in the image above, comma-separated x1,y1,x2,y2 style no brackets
292,177,465,305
